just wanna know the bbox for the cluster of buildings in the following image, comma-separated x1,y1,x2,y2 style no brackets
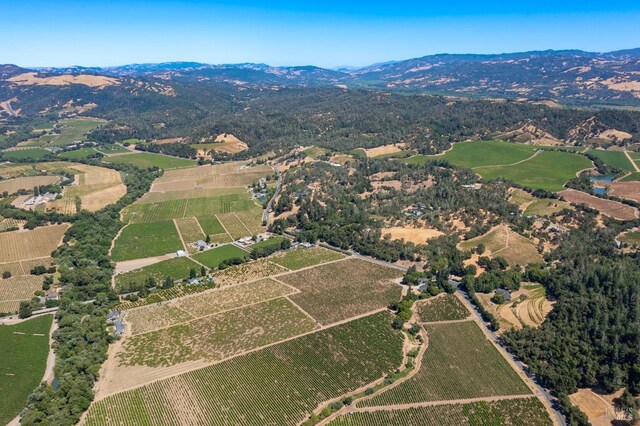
107,311,125,336
22,192,58,207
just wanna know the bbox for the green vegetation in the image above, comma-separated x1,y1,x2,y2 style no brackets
620,231,640,246
119,298,318,367
1,148,51,160
85,312,403,426
197,215,226,235
192,244,249,269
114,257,201,293
405,141,537,168
329,398,552,425
250,236,287,250
362,321,530,406
95,144,130,155
477,151,592,191
103,152,196,170
271,246,346,270
303,146,330,159
620,172,640,182
587,149,636,171
57,148,101,160
23,118,104,148
111,221,183,261
0,314,53,425
124,195,255,224
415,294,470,322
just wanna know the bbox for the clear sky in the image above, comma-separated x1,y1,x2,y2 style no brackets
2,0,640,68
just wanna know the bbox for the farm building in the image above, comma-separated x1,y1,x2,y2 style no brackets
107,311,121,323
114,319,125,336
176,250,187,257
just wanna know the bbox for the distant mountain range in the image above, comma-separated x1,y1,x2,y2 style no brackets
2,48,640,107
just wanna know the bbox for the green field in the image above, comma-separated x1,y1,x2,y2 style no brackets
24,118,104,147
124,195,255,224
587,149,636,171
250,236,287,250
0,314,53,425
303,146,330,159
1,148,51,160
477,151,592,191
620,172,640,182
416,294,470,322
119,298,318,367
271,246,346,270
197,215,226,235
114,257,201,293
103,152,196,170
361,321,531,406
405,141,537,168
111,221,184,261
57,147,100,160
95,144,131,155
620,231,640,246
192,244,249,269
330,398,552,426
85,312,403,426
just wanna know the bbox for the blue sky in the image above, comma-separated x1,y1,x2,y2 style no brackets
2,1,640,67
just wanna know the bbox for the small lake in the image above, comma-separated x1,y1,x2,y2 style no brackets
589,175,614,183
594,187,607,196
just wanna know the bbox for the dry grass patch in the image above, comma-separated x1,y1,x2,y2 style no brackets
0,224,69,263
365,144,403,158
7,72,119,88
459,225,543,267
0,176,59,194
279,258,403,325
559,189,639,220
211,259,288,287
382,225,443,245
569,388,625,426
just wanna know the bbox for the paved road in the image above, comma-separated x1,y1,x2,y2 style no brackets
263,167,282,226
456,290,566,426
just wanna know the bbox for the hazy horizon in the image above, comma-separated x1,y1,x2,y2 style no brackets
3,0,640,68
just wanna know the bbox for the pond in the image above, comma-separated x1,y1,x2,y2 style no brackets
589,175,615,183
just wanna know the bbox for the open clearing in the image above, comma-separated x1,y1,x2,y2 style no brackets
270,246,346,270
361,321,531,406
191,244,248,269
459,225,543,267
330,397,552,425
477,283,554,331
8,72,118,88
86,312,403,426
279,258,403,325
509,188,573,216
102,152,196,170
20,117,104,148
191,133,248,154
114,256,201,293
1,148,50,160
559,189,639,220
476,151,592,191
111,221,183,261
569,388,623,426
415,294,470,322
619,231,640,247
0,314,53,426
0,175,59,194
119,298,318,367
381,226,444,245
365,144,404,158
587,149,636,171
63,164,126,212
0,224,69,263
152,162,272,190
405,140,537,168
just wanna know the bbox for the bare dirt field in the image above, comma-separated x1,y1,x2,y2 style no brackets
559,189,639,220
0,224,69,263
7,72,119,88
569,388,625,426
604,181,640,202
0,176,59,194
381,226,444,245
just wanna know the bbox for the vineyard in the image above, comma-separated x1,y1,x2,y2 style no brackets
114,257,201,293
173,217,205,243
0,275,43,307
361,321,531,406
0,257,53,277
270,246,346,270
115,282,217,310
330,398,552,426
85,312,403,426
118,298,319,367
279,258,403,324
111,221,183,261
216,211,255,239
126,279,295,334
415,294,470,322
0,224,69,263
211,259,287,287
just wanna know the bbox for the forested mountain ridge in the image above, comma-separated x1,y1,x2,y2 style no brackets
3,48,640,106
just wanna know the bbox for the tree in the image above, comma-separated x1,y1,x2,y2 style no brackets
18,301,32,319
476,243,486,255
200,266,206,277
2,271,11,279
205,234,211,244
162,276,174,289
189,268,197,279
